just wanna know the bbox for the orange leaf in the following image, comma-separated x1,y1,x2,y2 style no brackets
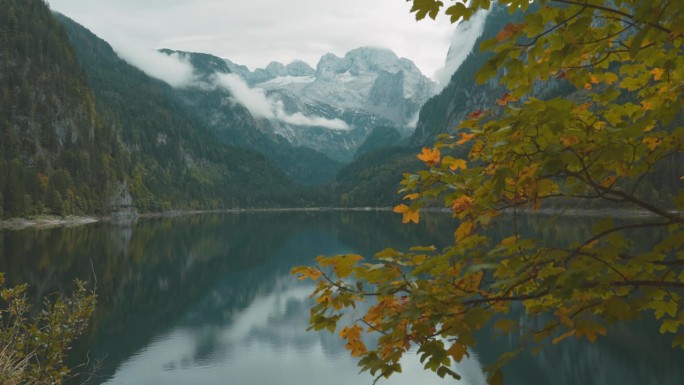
393,204,420,224
452,195,473,214
417,147,441,166
467,110,484,119
450,158,467,171
447,343,468,362
403,193,420,201
456,132,476,145
600,176,617,187
651,68,665,81
560,136,579,146
496,93,510,106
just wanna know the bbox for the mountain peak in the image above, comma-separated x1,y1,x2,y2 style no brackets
315,46,414,79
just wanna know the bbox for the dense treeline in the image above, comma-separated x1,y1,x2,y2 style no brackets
56,14,313,211
0,0,125,217
1,0,677,217
0,0,336,220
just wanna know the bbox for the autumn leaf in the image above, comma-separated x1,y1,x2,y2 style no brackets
290,266,322,281
560,136,579,146
449,158,467,171
393,204,420,224
452,195,474,214
455,221,474,241
456,132,476,145
467,110,484,119
417,147,441,166
496,93,511,106
340,324,367,356
650,68,665,80
404,193,420,201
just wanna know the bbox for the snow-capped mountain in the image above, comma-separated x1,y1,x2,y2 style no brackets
216,47,436,161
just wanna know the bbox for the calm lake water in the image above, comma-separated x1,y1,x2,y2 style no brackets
1,211,682,385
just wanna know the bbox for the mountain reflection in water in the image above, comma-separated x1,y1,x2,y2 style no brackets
0,212,681,385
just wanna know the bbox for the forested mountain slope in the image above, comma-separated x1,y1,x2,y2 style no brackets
0,0,326,219
56,14,304,210
0,0,126,217
163,50,343,185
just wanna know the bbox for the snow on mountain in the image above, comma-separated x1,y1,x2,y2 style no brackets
253,47,435,130
167,47,435,162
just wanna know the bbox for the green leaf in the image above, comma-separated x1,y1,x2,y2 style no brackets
445,3,467,23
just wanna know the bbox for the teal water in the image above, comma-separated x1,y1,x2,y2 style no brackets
1,211,681,385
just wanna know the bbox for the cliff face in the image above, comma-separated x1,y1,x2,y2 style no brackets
0,0,126,217
410,6,571,147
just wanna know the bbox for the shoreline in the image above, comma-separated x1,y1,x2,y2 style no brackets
0,206,679,231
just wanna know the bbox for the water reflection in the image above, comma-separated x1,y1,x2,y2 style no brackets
0,212,682,385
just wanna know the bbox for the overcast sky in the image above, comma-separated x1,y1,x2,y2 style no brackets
48,0,458,79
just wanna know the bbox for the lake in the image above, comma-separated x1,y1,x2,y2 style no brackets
1,211,682,385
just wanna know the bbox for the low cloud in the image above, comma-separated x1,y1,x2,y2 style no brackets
215,74,350,130
433,10,489,92
110,38,196,88
110,44,350,130
215,74,275,119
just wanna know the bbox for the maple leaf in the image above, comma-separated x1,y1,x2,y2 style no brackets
393,204,420,224
450,158,467,171
417,147,441,166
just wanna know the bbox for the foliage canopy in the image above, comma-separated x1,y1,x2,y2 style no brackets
294,0,684,383
0,273,96,385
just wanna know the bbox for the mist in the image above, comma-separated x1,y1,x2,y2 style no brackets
110,38,196,88
215,74,350,131
433,10,489,92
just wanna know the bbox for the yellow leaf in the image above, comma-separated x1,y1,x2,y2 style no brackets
456,132,476,145
455,221,474,242
403,193,420,201
417,147,441,166
340,324,367,357
651,67,665,80
393,204,420,224
500,235,518,246
590,75,599,84
603,72,618,84
584,82,592,90
450,158,467,171
291,266,322,281
447,342,468,362
452,195,473,214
